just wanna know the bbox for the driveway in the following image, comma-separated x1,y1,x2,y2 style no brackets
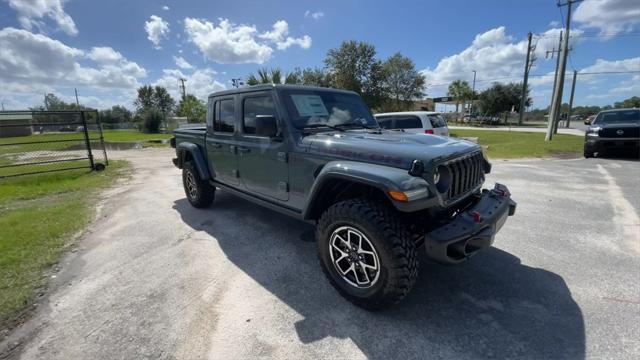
1,149,639,359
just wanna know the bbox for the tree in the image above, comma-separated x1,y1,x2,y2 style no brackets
134,85,155,112
324,40,384,109
477,82,531,116
246,68,298,85
153,86,175,116
140,108,164,133
177,94,207,123
300,67,332,87
614,96,640,109
447,80,473,119
99,105,132,124
381,52,426,111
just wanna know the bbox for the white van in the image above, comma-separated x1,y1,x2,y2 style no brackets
374,111,449,136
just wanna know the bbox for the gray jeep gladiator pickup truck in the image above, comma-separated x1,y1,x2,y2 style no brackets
172,84,516,309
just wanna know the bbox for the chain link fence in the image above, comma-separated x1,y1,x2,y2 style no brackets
0,110,108,178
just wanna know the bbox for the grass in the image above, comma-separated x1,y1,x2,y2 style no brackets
0,161,129,332
101,130,172,143
450,129,584,159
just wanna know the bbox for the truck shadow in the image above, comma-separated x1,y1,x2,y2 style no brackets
173,192,585,359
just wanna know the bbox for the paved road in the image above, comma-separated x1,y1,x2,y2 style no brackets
449,125,585,136
2,149,639,359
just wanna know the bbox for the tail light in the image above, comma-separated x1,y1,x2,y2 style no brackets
425,129,434,134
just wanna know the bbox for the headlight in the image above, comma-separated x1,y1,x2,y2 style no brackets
587,127,601,137
435,165,451,193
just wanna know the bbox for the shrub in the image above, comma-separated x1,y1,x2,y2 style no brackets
140,109,163,133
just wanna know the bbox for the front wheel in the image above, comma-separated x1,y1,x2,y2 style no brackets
316,199,418,310
182,161,215,208
583,147,595,158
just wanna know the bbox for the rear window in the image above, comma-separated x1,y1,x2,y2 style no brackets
395,116,422,129
375,116,393,129
214,99,235,133
428,114,447,128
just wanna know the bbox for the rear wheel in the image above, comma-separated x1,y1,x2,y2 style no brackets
316,198,418,310
182,161,215,208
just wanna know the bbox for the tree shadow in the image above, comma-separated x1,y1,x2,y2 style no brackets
173,192,585,359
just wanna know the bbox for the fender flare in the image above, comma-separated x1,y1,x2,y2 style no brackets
302,160,431,219
176,142,211,180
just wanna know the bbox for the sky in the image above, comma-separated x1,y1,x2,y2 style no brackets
0,0,638,111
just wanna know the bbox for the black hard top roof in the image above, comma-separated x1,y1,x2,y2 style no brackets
207,84,357,98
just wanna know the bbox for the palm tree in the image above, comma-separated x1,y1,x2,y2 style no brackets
245,68,301,85
448,80,473,120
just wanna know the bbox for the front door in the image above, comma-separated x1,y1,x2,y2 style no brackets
236,93,289,201
206,97,240,186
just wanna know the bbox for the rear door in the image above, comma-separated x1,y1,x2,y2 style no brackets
206,97,240,186
236,92,289,201
428,114,449,136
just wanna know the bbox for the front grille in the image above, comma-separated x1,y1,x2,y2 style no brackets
599,127,640,138
444,152,484,202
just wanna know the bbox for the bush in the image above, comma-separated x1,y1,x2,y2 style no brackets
140,109,163,133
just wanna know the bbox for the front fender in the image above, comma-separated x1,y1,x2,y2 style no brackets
176,142,211,180
303,161,432,219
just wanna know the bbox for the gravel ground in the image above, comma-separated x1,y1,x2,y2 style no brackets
1,148,638,360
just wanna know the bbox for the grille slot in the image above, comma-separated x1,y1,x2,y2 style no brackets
445,152,484,202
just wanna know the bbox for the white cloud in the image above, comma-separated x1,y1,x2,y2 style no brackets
145,15,170,49
0,28,146,100
173,56,193,69
574,0,640,36
184,17,311,64
6,0,78,36
153,68,225,101
162,5,170,11
304,10,324,20
420,26,583,91
548,20,560,27
259,20,311,50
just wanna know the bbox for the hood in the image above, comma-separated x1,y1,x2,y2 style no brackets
305,130,481,169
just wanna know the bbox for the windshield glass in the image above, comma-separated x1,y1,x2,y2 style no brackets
280,89,378,129
593,109,640,124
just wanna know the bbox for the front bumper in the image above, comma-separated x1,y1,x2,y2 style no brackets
585,137,640,154
424,183,516,264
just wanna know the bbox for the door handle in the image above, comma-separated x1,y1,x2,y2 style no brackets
237,147,251,153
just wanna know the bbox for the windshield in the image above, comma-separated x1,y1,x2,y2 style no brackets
593,109,640,124
280,89,378,129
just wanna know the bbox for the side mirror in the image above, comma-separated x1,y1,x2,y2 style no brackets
255,115,278,138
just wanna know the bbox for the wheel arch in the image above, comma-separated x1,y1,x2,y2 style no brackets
176,142,211,180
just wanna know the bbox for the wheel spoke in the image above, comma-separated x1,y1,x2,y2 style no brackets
329,226,381,289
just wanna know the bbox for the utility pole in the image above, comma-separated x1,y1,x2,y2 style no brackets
469,70,476,116
566,70,577,128
44,93,49,110
179,78,187,100
546,31,563,140
518,32,535,125
546,0,580,140
74,88,81,108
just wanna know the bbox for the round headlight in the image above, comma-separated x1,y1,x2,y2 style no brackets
435,165,451,193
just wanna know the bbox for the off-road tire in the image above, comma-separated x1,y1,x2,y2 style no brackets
316,198,418,310
182,161,215,208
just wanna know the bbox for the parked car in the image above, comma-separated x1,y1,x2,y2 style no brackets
374,111,449,136
172,85,516,310
584,108,640,158
584,115,596,125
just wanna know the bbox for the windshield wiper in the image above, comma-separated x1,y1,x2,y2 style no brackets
301,123,345,132
334,122,379,130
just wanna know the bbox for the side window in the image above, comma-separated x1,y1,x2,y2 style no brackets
214,99,235,133
243,96,276,135
395,116,422,129
376,117,393,129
